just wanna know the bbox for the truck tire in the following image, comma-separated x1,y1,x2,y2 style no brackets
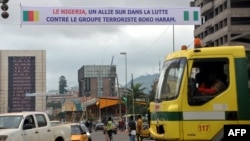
55,137,64,141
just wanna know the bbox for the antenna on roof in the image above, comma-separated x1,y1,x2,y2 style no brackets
111,55,114,65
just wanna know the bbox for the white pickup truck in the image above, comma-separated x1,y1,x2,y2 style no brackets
0,111,71,141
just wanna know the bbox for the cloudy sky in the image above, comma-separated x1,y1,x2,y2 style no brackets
0,0,195,91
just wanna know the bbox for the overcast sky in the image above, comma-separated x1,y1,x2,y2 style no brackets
0,0,195,91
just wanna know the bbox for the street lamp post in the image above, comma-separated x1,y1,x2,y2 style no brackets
131,74,135,120
120,52,127,111
120,52,127,129
116,74,122,118
120,52,127,88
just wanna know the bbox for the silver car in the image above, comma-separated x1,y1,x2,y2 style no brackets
80,123,92,141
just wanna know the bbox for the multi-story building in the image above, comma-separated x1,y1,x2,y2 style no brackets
191,0,250,49
0,50,46,113
78,65,117,98
78,65,124,120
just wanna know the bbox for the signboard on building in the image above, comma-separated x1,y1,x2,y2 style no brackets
21,6,201,25
8,56,36,112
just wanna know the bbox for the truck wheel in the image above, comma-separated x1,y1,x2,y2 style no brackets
55,137,64,141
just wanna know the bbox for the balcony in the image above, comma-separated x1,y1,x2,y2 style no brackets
194,9,229,37
230,25,250,33
201,1,213,15
194,18,214,36
194,0,202,7
230,8,250,17
202,26,228,45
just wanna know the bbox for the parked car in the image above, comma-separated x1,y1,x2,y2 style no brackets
80,120,92,132
95,122,105,131
0,111,71,141
103,123,118,134
80,123,92,141
70,123,89,141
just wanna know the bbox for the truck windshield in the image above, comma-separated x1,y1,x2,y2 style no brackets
0,116,22,129
155,58,186,101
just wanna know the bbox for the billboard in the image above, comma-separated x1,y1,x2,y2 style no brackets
8,56,36,112
21,6,201,25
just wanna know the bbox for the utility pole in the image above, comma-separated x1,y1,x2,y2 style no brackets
116,74,122,118
120,52,128,130
131,74,135,121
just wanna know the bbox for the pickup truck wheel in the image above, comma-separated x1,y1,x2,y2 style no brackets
55,137,64,141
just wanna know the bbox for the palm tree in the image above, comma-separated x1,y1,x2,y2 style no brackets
125,83,147,115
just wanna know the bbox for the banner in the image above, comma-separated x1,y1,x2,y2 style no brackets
21,6,201,25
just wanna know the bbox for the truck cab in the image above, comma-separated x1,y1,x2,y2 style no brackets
149,46,250,141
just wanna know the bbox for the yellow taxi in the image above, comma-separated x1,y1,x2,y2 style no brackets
139,122,150,140
70,123,89,141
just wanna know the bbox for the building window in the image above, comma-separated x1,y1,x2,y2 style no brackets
224,35,228,44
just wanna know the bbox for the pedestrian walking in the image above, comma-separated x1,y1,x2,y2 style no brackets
136,115,143,141
128,116,136,141
105,117,113,141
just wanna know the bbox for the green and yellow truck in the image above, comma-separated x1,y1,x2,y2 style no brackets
148,44,250,140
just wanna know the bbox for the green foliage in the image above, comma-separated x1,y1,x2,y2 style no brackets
59,75,67,94
149,80,158,102
122,97,127,104
124,83,148,115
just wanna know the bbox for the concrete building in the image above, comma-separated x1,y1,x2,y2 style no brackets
0,50,46,113
191,0,250,49
78,65,117,98
78,65,124,120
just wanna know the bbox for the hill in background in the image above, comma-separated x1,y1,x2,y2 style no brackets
126,73,159,94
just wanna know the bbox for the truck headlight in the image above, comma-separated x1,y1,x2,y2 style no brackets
0,135,8,141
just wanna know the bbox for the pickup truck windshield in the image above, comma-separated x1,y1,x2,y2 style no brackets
155,58,186,101
0,116,22,129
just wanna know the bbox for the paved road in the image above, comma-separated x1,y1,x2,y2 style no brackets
91,130,154,141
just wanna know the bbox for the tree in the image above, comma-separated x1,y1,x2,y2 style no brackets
125,83,147,115
59,75,67,94
149,80,158,102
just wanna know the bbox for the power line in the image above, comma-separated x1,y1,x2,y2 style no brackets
131,26,171,55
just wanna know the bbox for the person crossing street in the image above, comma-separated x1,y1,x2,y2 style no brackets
136,115,143,141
